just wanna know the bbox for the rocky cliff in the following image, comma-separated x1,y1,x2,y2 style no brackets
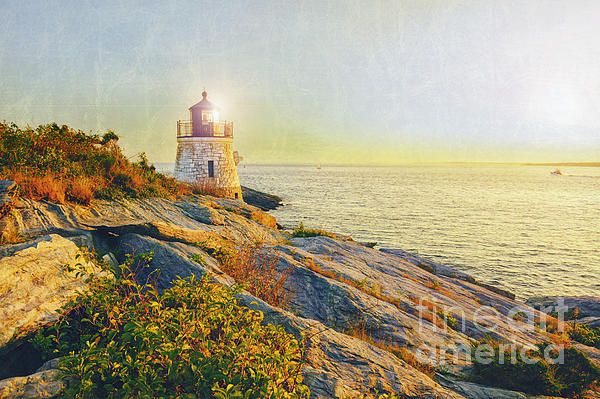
0,194,598,398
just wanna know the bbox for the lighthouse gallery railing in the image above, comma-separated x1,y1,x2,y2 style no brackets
177,120,233,138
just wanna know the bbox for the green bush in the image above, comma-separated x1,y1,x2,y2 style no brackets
33,262,309,398
292,222,336,239
100,130,119,145
471,342,599,397
569,323,600,349
436,310,459,330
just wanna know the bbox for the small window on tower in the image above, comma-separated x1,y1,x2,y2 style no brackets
208,161,214,177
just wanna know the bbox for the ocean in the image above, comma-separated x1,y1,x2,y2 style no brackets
160,163,600,299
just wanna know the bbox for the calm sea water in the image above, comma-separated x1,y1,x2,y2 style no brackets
239,164,600,299
159,163,600,298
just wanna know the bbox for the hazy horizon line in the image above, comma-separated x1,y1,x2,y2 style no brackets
153,161,600,168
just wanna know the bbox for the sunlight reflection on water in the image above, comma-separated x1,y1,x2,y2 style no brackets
238,165,600,299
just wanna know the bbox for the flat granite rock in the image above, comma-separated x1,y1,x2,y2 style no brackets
115,233,234,290
436,376,567,399
4,196,281,246
380,248,476,282
0,234,98,349
380,248,516,300
0,180,16,207
0,369,64,399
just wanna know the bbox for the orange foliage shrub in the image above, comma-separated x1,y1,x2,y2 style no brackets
249,209,277,229
195,240,291,308
535,313,561,333
222,245,291,308
68,177,98,205
12,172,66,203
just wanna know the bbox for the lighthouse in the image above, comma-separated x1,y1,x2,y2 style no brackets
174,91,243,200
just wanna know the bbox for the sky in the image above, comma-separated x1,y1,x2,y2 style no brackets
1,0,600,165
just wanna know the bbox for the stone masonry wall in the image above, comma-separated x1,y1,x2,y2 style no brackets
174,138,242,199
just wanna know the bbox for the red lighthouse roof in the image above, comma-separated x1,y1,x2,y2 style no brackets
189,90,219,111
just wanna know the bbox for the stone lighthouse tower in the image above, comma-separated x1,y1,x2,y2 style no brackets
174,91,243,200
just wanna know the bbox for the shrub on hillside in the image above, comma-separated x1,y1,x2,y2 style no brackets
0,122,187,203
569,323,600,349
471,342,600,397
33,260,309,398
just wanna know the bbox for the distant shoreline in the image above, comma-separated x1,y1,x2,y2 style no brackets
522,162,600,167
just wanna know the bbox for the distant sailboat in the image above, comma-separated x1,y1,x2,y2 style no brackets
316,164,322,170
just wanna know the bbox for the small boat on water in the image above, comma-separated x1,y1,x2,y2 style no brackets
551,169,563,176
